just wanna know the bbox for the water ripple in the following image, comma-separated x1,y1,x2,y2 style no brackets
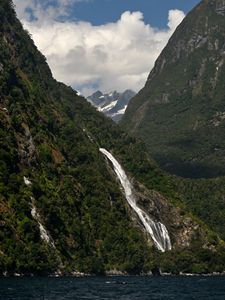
1,276,225,300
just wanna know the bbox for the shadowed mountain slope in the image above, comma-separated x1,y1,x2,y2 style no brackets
122,0,225,179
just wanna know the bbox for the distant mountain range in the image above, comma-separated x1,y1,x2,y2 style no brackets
87,90,136,122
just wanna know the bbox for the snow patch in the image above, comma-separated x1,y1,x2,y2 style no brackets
98,100,118,112
112,105,128,117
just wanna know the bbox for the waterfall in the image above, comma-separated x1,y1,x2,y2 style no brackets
99,148,171,252
23,176,32,186
30,198,56,249
83,128,94,143
24,176,56,248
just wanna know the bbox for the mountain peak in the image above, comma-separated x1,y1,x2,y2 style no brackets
87,89,136,122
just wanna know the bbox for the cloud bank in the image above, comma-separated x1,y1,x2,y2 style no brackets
14,1,185,96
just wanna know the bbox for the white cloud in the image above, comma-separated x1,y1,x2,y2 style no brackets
13,1,185,96
13,0,89,22
168,9,185,31
13,0,34,20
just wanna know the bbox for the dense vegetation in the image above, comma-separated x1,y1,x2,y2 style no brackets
122,0,225,179
120,0,225,274
175,176,225,242
0,1,157,275
1,0,225,276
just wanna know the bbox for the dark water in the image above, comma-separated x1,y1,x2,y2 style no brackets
1,276,225,299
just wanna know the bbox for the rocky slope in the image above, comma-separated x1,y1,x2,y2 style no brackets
122,0,225,178
87,90,135,122
0,0,224,276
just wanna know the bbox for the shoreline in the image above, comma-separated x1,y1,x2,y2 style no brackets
1,271,225,278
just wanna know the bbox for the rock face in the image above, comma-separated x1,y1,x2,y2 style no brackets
87,90,135,122
122,0,225,178
133,183,202,249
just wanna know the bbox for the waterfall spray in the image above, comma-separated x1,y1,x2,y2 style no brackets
100,148,171,252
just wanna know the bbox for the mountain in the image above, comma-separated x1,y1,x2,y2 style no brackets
122,0,225,179
87,90,135,122
1,0,225,276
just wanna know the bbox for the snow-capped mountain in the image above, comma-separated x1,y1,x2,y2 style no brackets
87,90,136,122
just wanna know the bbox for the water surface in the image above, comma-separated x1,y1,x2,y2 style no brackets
1,276,225,299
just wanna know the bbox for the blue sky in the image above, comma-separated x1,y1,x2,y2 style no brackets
14,0,201,95
70,0,200,27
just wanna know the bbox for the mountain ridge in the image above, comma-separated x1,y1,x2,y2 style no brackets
87,89,135,122
0,0,225,276
122,0,225,178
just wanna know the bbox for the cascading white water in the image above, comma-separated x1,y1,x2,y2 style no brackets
23,176,32,186
30,198,56,249
25,182,63,271
99,148,172,252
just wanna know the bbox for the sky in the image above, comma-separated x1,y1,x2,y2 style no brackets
13,0,200,96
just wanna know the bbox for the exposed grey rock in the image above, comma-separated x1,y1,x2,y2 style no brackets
215,0,225,15
87,89,136,122
17,123,36,166
133,182,201,249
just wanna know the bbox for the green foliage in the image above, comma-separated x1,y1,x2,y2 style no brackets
0,0,225,277
121,0,225,179
175,176,225,241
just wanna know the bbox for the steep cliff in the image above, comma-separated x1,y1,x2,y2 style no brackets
122,0,225,178
0,0,224,276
